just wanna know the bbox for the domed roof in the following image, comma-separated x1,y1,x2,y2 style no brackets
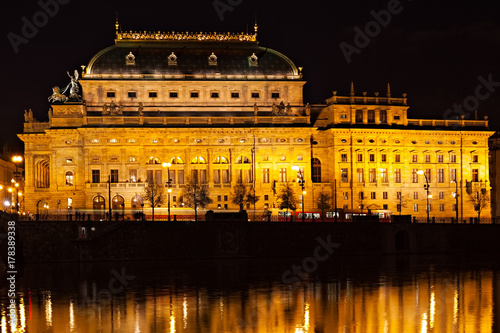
85,31,299,77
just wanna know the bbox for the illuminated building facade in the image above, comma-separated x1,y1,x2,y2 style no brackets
18,24,493,219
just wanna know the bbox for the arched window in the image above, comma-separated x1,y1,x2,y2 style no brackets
213,156,229,164
93,195,105,210
36,160,50,188
191,156,206,164
236,156,250,164
146,157,162,165
131,195,143,209
65,171,74,186
112,195,125,210
170,156,184,164
37,200,49,217
312,158,321,183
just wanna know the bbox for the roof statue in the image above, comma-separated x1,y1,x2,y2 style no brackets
48,69,83,103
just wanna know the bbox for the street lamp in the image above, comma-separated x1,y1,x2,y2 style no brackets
417,170,431,223
292,165,306,222
163,162,172,222
12,156,22,213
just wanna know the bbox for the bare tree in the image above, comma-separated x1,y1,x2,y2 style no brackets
142,182,166,221
469,188,490,222
181,177,213,220
315,191,332,222
231,183,260,211
277,183,297,221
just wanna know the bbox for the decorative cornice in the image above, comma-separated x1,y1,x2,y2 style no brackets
115,30,257,42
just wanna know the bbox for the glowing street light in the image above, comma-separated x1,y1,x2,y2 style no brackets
163,162,172,221
292,165,306,222
417,170,431,223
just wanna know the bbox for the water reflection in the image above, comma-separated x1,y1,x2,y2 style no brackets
0,256,498,332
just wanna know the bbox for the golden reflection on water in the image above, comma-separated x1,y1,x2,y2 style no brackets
0,269,497,332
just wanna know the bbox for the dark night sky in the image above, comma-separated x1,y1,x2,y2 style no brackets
1,0,499,151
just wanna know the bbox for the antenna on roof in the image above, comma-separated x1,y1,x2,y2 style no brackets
115,12,120,35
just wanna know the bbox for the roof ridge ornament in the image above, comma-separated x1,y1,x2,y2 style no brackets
115,30,257,42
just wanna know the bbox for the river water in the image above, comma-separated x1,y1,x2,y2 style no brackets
1,254,499,332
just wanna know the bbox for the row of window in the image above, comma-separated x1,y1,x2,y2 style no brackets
341,191,455,200
108,91,280,99
88,155,305,164
341,138,474,145
339,168,479,183
342,153,475,163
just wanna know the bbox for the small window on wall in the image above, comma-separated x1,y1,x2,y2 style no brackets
271,92,280,99
211,92,219,98
170,92,178,98
251,92,260,98
149,92,158,98
107,92,115,98
231,92,240,98
191,92,199,98
128,92,137,98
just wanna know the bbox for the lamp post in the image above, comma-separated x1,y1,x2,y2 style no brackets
292,165,306,222
162,162,172,222
12,156,22,213
417,170,431,223
452,180,459,223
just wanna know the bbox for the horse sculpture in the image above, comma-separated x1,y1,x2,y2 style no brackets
48,86,68,103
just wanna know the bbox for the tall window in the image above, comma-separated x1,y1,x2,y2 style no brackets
92,170,100,184
191,170,207,184
312,158,321,183
472,169,479,182
36,160,50,188
129,169,138,182
450,155,457,163
237,170,252,183
214,170,221,184
368,110,375,123
412,155,418,163
437,169,444,183
369,154,375,162
110,169,119,183
395,169,401,183
412,169,418,183
396,192,401,200
357,153,363,162
369,168,376,183
65,171,73,186
380,110,387,123
357,168,364,183
413,204,418,212
425,155,430,163
413,192,418,199
381,168,388,183
340,168,348,183
279,168,287,182
425,169,431,182
381,154,387,162
355,110,363,123
437,155,443,163
472,155,478,163
395,154,401,163
262,168,270,183
451,169,457,182
178,170,185,185
371,192,376,199
341,154,348,162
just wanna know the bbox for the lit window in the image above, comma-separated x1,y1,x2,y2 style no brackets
128,138,136,143
297,156,303,161
65,171,73,186
191,156,206,164
109,139,117,143
280,156,286,161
